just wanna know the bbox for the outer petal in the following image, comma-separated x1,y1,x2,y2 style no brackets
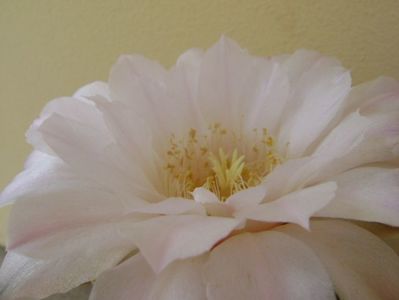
93,98,164,199
315,111,399,181
5,171,138,258
108,54,188,138
0,248,126,300
343,76,399,115
196,37,290,134
277,220,399,300
90,253,207,300
192,188,231,217
37,112,157,201
317,167,399,226
195,37,256,130
147,255,207,300
265,109,397,200
226,184,267,213
354,222,399,255
89,254,156,300
203,231,334,300
121,215,240,273
278,50,351,158
131,197,205,215
240,182,337,229
26,89,109,155
73,81,110,99
0,151,71,208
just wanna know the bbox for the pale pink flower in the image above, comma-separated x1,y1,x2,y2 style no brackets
1,37,399,299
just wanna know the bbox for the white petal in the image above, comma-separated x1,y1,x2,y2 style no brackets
131,197,205,215
241,182,337,229
263,156,316,201
168,49,206,133
203,231,334,300
278,220,399,300
92,97,167,201
109,54,186,137
90,253,208,300
278,50,351,157
317,167,399,226
0,248,127,300
122,215,239,273
354,222,399,255
192,187,219,204
90,254,156,300
193,188,231,216
343,76,399,115
38,112,156,200
243,59,290,134
6,177,138,258
73,81,110,99
313,111,370,160
148,255,207,300
266,111,398,201
0,152,69,207
315,111,399,180
8,217,136,260
196,37,288,133
226,184,267,213
26,96,108,154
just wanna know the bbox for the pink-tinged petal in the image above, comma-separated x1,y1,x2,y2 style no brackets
38,112,158,201
243,59,290,134
193,188,231,217
0,248,128,300
313,111,370,161
6,176,139,258
278,220,399,300
268,110,398,197
167,48,206,132
89,254,156,300
131,197,205,215
92,97,168,201
109,54,188,138
0,152,68,207
26,95,108,154
315,111,399,181
317,167,399,226
192,187,219,204
278,50,351,158
263,156,316,201
90,253,208,300
73,81,110,99
196,37,288,133
203,231,334,300
122,215,239,273
354,222,399,255
226,184,267,213
8,217,137,260
241,182,337,229
147,255,207,300
343,76,399,115
196,36,253,130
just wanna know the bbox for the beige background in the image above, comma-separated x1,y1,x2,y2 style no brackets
1,0,399,243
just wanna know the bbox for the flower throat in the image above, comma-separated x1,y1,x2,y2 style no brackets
164,123,281,201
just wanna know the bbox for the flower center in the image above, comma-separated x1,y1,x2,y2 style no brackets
163,123,281,201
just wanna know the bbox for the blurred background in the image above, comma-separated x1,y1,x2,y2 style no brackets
1,0,399,253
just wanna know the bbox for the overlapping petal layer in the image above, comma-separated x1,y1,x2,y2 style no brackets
1,37,398,300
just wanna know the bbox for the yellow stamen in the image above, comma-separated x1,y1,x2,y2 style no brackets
163,124,282,201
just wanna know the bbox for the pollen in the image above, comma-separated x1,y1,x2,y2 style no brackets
163,124,282,201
